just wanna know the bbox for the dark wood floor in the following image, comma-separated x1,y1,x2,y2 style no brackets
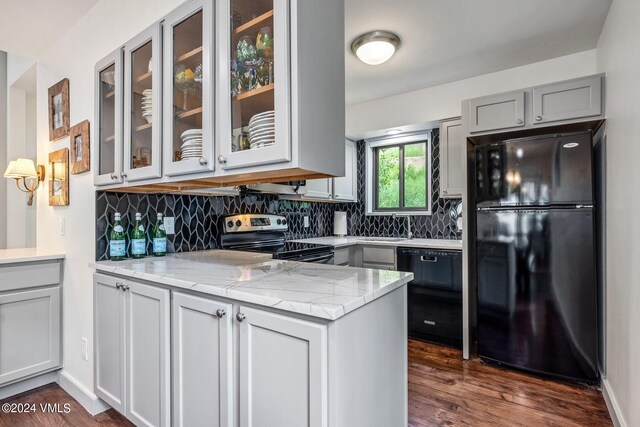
408,339,612,426
0,383,132,427
0,341,611,426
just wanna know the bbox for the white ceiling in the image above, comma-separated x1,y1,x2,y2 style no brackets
345,0,612,104
0,0,100,59
0,0,612,105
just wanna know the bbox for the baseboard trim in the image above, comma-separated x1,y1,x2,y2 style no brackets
56,371,110,416
0,371,58,400
601,377,627,427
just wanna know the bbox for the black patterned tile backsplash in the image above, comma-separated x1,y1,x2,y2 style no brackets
95,129,461,260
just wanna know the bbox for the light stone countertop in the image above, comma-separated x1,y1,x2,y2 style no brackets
91,250,413,321
288,236,463,251
0,248,66,265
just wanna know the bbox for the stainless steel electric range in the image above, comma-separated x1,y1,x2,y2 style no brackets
220,214,334,264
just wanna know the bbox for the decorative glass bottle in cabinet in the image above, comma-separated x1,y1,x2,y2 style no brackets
163,0,213,176
94,49,123,186
217,0,291,170
123,23,163,182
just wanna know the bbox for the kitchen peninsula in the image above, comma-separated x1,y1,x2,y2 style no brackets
91,250,412,426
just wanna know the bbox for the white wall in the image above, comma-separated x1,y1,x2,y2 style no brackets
6,70,37,248
346,49,598,139
596,1,640,425
0,51,7,249
35,0,186,401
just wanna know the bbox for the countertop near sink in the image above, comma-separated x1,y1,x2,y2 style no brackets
288,236,463,251
0,248,66,265
91,250,413,321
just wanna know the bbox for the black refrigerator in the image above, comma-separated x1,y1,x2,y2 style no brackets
475,131,599,383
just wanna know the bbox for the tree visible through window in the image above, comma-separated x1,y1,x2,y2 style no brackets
375,140,428,211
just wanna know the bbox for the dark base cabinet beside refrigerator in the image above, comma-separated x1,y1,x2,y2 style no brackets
397,248,463,349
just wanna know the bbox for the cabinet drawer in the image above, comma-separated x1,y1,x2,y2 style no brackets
0,261,61,293
468,91,525,133
362,246,395,265
362,262,395,271
532,76,602,124
333,248,350,266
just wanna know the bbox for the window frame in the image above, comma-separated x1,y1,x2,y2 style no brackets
365,132,432,216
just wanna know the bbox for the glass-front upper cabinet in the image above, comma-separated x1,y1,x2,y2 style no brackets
123,23,163,182
94,49,123,186
217,0,291,170
163,0,214,176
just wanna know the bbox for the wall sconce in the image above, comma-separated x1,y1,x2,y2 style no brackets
3,158,45,206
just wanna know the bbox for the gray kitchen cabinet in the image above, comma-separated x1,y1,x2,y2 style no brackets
439,119,464,198
94,274,170,427
332,247,350,266
123,22,163,183
126,280,170,427
468,91,525,133
94,274,126,413
94,49,124,186
93,269,408,426
293,140,358,202
0,286,61,386
172,292,233,427
332,140,358,202
238,306,327,427
304,178,333,200
532,75,602,125
163,0,215,176
94,0,344,191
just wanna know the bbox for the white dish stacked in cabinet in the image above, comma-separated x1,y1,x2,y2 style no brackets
180,128,203,160
141,89,153,124
248,110,275,149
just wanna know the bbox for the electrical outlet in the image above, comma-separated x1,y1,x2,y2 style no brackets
164,217,175,235
59,217,66,236
304,216,309,228
81,337,88,361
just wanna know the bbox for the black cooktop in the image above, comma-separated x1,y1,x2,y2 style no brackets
238,241,330,259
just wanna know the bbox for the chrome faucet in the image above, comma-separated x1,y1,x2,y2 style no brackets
393,214,413,239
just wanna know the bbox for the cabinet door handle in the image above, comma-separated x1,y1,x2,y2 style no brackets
535,116,543,121
122,284,129,291
516,118,524,125
236,312,246,322
115,282,122,290
199,157,208,166
110,173,118,180
217,155,227,164
120,172,127,179
216,309,226,318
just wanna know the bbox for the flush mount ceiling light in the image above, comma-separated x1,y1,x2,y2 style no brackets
351,30,401,65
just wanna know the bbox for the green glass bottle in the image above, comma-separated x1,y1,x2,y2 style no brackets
152,213,167,257
109,212,126,261
130,212,146,259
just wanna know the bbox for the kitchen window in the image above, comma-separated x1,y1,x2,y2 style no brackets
366,132,432,215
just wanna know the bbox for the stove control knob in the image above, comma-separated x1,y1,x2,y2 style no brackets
227,221,234,228
236,220,242,227
276,219,282,225
282,219,287,225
